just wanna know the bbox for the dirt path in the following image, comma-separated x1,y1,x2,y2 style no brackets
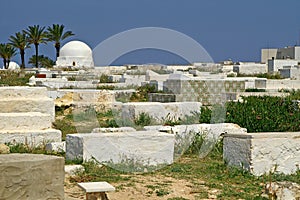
64,174,218,200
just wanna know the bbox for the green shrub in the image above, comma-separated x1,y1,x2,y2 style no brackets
130,84,156,102
202,96,300,132
100,74,113,83
134,112,152,127
0,70,33,86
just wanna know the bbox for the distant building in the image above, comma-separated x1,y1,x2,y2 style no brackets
279,66,300,80
268,59,299,73
261,46,300,63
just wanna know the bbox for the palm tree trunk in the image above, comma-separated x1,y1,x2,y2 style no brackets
55,43,60,59
7,59,10,69
35,43,39,68
3,59,7,69
20,49,25,69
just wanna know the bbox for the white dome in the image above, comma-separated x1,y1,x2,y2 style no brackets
4,61,20,70
59,41,92,57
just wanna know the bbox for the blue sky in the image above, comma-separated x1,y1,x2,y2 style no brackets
1,0,300,65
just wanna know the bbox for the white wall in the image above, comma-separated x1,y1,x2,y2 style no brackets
268,59,299,72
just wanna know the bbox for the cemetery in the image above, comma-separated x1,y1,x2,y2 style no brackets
0,39,300,200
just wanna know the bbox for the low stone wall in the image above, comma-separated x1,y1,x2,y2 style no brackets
223,132,300,176
0,154,64,200
66,131,174,170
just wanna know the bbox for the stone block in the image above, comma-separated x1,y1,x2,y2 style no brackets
45,141,66,152
0,112,52,131
66,131,174,167
0,86,48,99
0,99,55,121
0,154,64,200
223,132,300,176
0,129,62,147
122,102,201,123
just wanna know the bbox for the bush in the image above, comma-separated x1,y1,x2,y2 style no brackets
99,74,113,83
130,84,156,102
0,70,33,86
225,96,300,132
134,112,152,127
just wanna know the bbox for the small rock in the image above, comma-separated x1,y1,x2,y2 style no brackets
0,144,10,154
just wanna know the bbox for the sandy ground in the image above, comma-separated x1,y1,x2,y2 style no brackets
64,174,219,200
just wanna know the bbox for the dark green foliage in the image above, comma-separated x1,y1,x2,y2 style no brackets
202,96,300,132
134,112,152,126
130,84,156,102
237,73,282,79
96,85,115,90
199,104,226,124
28,55,55,68
99,74,113,83
226,96,300,132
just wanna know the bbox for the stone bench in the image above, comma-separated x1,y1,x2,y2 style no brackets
78,182,115,200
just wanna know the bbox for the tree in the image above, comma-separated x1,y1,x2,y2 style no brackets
46,24,74,58
28,55,55,68
0,43,16,69
9,32,30,69
24,25,47,68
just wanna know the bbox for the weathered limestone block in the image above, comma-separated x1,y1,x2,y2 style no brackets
223,132,300,175
0,154,64,200
0,99,55,121
122,102,201,123
0,129,61,147
0,87,55,121
0,112,52,130
0,86,48,99
66,131,174,167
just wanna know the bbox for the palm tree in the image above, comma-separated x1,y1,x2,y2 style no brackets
28,55,55,68
0,43,16,69
9,32,30,69
47,24,74,59
0,43,7,68
24,25,47,68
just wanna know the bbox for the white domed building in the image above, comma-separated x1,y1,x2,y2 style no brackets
2,61,20,70
55,40,94,69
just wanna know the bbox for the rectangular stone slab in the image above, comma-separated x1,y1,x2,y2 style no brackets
0,154,64,200
0,129,61,147
66,131,174,166
0,99,55,121
0,86,48,99
78,182,115,193
0,112,52,130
